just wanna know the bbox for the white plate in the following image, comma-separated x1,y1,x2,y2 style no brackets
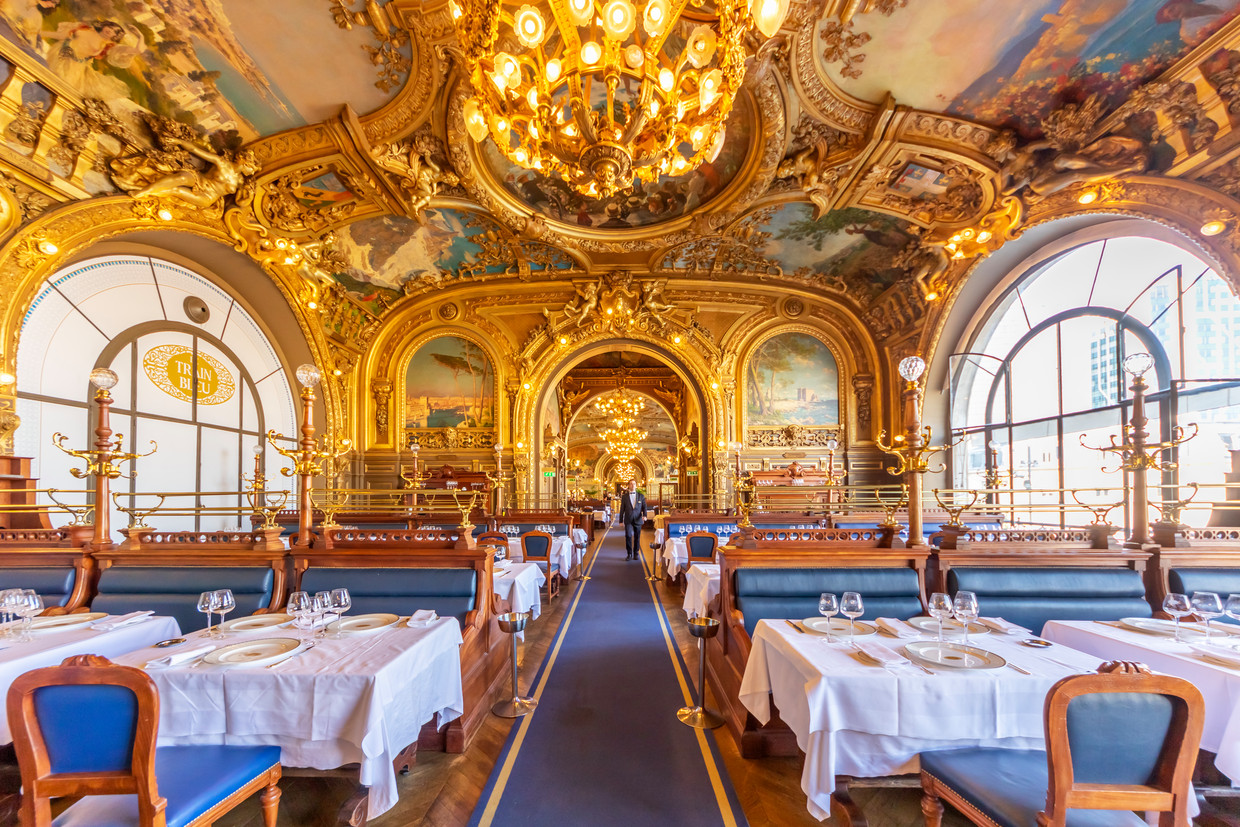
905,640,1006,670
325,613,400,634
1190,643,1240,669
202,637,302,668
217,613,292,633
26,613,107,633
907,616,989,636
801,617,876,636
1119,617,1205,639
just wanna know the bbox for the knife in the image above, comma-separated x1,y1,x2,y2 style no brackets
785,619,806,634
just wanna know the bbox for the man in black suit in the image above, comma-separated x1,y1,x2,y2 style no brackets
618,479,646,560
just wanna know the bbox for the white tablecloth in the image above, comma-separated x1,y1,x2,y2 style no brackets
654,528,665,546
661,537,689,575
113,618,464,818
0,614,181,742
739,619,1103,820
572,527,588,546
1042,620,1240,784
683,564,720,618
493,562,546,628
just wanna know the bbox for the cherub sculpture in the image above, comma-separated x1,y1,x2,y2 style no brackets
564,279,601,328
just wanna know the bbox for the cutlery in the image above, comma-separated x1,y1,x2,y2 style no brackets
903,660,934,676
785,620,805,634
1005,662,1032,675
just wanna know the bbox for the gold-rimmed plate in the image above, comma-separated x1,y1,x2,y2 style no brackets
801,617,876,636
26,612,107,633
325,613,400,634
904,640,1006,670
216,613,292,633
201,637,302,668
906,617,990,636
1189,643,1240,669
1118,617,1204,639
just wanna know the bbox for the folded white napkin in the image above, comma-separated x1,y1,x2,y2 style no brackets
91,611,154,631
146,643,216,669
408,609,438,627
854,641,909,666
875,618,920,638
979,617,1029,635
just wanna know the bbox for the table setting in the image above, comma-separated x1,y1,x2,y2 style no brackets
739,589,1105,820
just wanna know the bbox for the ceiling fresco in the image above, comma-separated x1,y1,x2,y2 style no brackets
827,0,1240,137
0,0,395,141
478,94,756,229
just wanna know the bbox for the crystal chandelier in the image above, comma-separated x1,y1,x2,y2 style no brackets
448,0,790,198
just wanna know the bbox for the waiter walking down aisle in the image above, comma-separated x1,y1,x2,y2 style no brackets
619,479,646,561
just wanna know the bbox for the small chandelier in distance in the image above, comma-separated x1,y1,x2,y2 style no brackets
449,0,791,198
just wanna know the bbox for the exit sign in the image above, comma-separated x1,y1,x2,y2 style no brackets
543,471,555,477
687,470,699,477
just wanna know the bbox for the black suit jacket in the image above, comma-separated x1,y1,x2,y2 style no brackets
618,491,646,523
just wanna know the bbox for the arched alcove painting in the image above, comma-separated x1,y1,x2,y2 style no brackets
746,332,839,426
404,336,495,429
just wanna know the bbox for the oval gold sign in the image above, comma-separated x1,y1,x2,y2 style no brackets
142,345,236,405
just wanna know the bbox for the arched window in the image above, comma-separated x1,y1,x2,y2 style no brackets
950,235,1240,528
15,255,297,531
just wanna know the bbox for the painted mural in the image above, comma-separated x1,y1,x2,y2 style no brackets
405,336,495,429
829,0,1240,137
746,332,839,427
479,95,754,228
329,209,511,314
0,0,394,141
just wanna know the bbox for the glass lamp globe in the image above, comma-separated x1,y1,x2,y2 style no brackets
825,437,838,451
89,367,119,390
1122,352,1154,378
252,443,263,457
897,356,926,383
295,364,321,388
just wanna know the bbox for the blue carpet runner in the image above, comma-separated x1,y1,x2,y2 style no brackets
469,528,748,826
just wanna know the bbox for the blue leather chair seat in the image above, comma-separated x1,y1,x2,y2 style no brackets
299,567,477,626
52,744,281,827
921,748,1144,827
734,567,922,635
0,566,76,607
92,567,275,633
1169,568,1240,624
946,568,1151,633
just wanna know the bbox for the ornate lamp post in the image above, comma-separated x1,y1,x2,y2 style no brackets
267,364,351,547
822,435,845,485
52,368,156,548
876,356,954,548
1080,353,1196,548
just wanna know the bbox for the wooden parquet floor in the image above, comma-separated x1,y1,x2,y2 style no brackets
212,532,1239,827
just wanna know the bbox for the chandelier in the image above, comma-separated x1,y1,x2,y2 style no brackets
594,389,644,424
448,0,790,198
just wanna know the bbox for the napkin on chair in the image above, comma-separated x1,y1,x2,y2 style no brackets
978,617,1029,635
146,643,216,669
875,618,920,638
407,609,438,627
854,641,912,666
91,611,154,631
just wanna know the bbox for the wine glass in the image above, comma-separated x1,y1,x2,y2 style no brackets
328,589,351,638
818,593,839,644
286,591,312,644
1226,594,1240,624
1163,592,1191,642
312,591,332,640
1191,592,1223,643
840,592,864,646
929,592,953,649
17,591,42,643
0,589,20,639
213,590,235,637
953,591,979,656
197,590,219,637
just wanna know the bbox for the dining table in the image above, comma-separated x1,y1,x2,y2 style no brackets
682,563,720,618
0,612,181,743
111,614,464,820
738,618,1106,821
1042,618,1240,785
660,537,690,576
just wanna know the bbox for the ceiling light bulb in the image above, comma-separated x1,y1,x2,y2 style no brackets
686,25,716,68
464,99,489,141
624,43,644,68
514,147,528,163
514,6,546,47
1200,219,1226,236
527,87,539,108
449,0,461,19
580,40,602,65
1077,190,1098,204
563,123,578,137
752,0,789,37
568,0,593,26
643,0,668,35
546,58,561,83
658,67,674,91
601,0,636,38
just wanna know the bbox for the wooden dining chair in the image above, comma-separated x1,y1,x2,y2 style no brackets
919,660,1204,827
685,531,719,564
8,654,283,827
520,530,559,602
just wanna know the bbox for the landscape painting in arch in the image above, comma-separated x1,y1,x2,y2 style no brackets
746,332,839,427
405,336,495,429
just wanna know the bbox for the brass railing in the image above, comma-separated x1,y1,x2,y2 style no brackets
0,488,94,526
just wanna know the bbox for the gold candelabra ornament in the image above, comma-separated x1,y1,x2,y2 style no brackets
1079,352,1197,547
51,368,157,547
266,364,352,546
822,435,845,485
243,444,289,530
448,0,790,198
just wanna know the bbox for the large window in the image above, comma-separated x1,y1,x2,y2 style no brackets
951,235,1240,529
15,256,297,531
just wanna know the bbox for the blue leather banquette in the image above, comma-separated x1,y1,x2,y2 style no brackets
733,566,924,636
0,566,78,608
1168,568,1240,624
91,566,278,633
299,566,478,626
945,566,1151,633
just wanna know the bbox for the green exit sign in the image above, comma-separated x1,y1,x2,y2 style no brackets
687,470,699,477
543,471,555,477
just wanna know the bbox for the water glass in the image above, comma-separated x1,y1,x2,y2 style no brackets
329,589,351,638
197,590,219,637
312,591,332,640
953,591,979,652
1163,592,1191,642
1191,591,1223,643
1225,594,1240,625
286,591,312,642
213,589,235,636
928,592,953,647
840,592,864,645
0,589,21,638
16,591,42,642
818,593,839,644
